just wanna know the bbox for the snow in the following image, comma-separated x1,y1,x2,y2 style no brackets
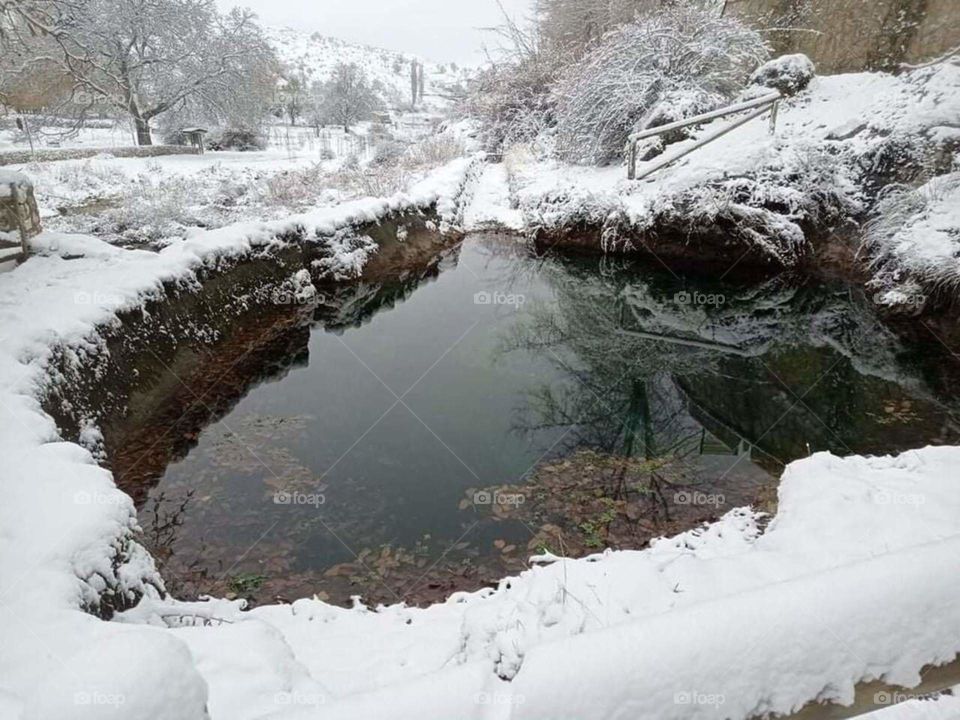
264,26,471,115
462,162,523,231
108,447,960,719
0,168,31,188
20,631,208,720
7,131,471,247
507,61,959,268
0,156,478,719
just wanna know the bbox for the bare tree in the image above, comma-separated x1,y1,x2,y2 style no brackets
279,71,308,126
314,63,383,132
1,0,278,145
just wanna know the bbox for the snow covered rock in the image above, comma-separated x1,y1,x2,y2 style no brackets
750,54,816,96
20,631,208,720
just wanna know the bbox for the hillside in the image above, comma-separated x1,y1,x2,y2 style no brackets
264,26,471,113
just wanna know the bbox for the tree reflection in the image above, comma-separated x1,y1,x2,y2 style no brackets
501,252,960,502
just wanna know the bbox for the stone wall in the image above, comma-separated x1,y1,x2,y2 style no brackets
0,144,199,168
726,0,959,73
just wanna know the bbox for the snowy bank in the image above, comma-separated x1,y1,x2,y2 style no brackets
0,156,479,718
506,60,959,276
2,150,960,719
121,448,960,720
864,172,960,312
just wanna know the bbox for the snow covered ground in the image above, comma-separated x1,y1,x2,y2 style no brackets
1,148,960,718
506,59,960,286
1,127,469,248
462,163,523,231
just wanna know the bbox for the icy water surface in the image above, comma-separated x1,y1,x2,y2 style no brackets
136,233,960,605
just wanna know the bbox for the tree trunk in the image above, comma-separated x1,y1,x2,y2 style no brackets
134,117,153,146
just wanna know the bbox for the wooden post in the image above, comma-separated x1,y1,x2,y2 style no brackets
0,171,42,262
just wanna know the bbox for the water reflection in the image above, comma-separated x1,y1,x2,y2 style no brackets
122,235,960,607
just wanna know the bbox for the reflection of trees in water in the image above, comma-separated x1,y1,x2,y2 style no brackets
502,253,960,479
500,259,724,500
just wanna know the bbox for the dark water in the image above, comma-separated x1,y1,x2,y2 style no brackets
139,233,960,605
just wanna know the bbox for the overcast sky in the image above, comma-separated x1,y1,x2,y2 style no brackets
217,0,535,64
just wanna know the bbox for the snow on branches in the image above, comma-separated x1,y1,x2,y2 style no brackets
551,5,768,165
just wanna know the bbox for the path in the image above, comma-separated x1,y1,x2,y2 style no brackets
463,163,523,232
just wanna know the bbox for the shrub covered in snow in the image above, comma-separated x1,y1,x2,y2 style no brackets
460,54,559,154
371,139,407,166
749,54,816,96
862,172,960,310
551,5,768,165
206,127,266,152
631,88,726,161
330,134,466,198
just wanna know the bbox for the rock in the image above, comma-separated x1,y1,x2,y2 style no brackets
750,54,816,96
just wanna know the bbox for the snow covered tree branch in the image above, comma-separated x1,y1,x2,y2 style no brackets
551,4,768,164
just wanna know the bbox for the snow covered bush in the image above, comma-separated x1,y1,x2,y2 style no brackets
262,163,333,209
206,127,265,151
749,54,816,96
461,56,558,153
404,135,465,166
862,173,960,308
459,7,564,154
96,172,198,244
552,5,768,165
371,139,407,166
328,136,465,198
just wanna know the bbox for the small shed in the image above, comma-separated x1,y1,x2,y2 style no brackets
0,170,41,263
181,127,208,155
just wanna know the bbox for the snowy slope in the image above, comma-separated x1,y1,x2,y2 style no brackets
265,26,471,112
506,59,960,274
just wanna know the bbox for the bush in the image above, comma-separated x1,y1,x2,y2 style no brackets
461,58,558,153
551,5,768,165
262,164,327,208
205,127,265,151
862,173,960,302
371,140,407,166
404,135,465,166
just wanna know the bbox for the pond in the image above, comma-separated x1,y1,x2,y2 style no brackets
128,233,960,606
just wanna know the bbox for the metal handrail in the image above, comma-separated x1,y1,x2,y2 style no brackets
627,91,781,180
628,91,781,143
